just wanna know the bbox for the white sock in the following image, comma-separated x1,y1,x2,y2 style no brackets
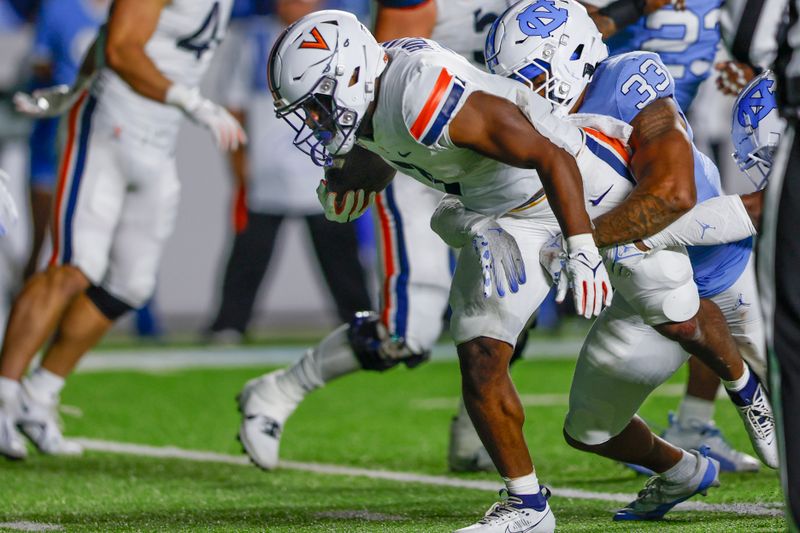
661,449,698,483
722,364,750,392
677,395,715,428
503,471,540,496
276,324,360,401
23,367,65,405
0,376,21,407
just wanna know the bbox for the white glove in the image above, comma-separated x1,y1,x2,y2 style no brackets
316,179,375,223
166,84,247,151
0,170,19,237
14,84,86,118
557,234,612,318
471,219,526,298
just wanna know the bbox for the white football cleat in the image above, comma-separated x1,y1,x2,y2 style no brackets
17,386,82,456
455,489,555,533
615,449,720,521
662,413,760,472
448,408,495,473
237,370,299,470
0,401,27,460
725,372,779,469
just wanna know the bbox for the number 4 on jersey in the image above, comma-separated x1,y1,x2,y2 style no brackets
177,2,221,59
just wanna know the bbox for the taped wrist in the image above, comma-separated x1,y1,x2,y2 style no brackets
165,83,201,113
598,0,647,30
566,233,597,253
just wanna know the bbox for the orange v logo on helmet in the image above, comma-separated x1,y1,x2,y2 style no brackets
299,27,330,50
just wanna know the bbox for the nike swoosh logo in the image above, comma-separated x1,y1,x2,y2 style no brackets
589,185,613,206
398,151,411,157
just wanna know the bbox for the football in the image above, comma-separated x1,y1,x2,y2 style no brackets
325,145,396,194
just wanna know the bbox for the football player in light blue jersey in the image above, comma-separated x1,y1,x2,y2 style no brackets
486,0,776,520
26,0,109,278
581,0,721,111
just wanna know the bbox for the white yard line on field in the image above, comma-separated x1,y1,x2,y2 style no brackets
0,522,63,532
73,438,783,517
73,339,587,374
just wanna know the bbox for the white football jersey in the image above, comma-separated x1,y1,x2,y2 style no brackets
359,38,583,217
93,0,234,149
431,0,515,69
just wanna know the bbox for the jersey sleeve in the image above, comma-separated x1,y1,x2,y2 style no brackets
400,62,474,150
222,27,257,110
612,52,677,123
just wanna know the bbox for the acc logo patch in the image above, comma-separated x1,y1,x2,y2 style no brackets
300,27,330,50
517,0,568,38
737,78,777,129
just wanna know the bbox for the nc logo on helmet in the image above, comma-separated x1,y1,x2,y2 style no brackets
517,0,568,38
737,78,777,129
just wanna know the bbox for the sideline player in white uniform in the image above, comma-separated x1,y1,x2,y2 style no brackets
237,0,522,476
267,9,628,532
0,0,244,460
436,0,774,523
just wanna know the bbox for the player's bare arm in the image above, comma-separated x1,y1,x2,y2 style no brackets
581,0,670,39
449,91,593,238
592,97,695,247
373,0,437,41
105,0,173,102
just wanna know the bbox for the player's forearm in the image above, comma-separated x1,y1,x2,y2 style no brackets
105,42,172,102
539,153,594,238
640,194,757,249
227,109,249,183
373,2,437,41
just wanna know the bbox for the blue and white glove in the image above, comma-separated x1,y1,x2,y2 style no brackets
539,233,566,285
0,170,19,237
557,234,612,319
472,220,526,298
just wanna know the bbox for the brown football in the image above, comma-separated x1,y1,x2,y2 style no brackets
325,145,396,194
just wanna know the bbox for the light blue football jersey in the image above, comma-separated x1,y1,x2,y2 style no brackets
604,0,721,110
579,51,752,299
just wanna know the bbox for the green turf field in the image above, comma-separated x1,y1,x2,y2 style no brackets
0,350,787,532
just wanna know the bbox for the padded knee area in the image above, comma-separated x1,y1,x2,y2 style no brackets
86,285,134,321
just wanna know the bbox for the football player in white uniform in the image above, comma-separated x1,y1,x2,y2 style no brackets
266,9,629,532
237,0,524,476
436,0,774,523
0,0,244,460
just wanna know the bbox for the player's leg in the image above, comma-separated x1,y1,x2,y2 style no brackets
450,211,558,532
16,291,113,456
564,297,721,521
305,214,372,322
24,117,59,279
664,257,763,472
0,95,122,459
238,177,451,470
207,212,284,340
611,242,776,466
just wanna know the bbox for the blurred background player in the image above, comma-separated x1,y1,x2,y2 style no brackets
23,0,164,342
0,0,244,460
204,0,372,344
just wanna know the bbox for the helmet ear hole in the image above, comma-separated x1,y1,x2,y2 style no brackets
570,44,584,60
348,66,361,87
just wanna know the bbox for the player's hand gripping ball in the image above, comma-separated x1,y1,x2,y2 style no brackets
317,145,396,223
